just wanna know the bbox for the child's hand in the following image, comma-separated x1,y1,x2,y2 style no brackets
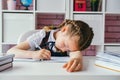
32,49,51,60
63,51,83,72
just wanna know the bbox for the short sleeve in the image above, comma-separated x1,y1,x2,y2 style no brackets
27,29,46,50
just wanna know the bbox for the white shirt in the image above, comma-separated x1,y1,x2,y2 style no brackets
27,29,56,51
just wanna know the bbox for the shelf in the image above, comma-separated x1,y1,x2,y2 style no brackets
2,10,34,13
36,0,66,13
35,11,65,14
105,12,120,14
1,42,17,45
104,43,120,46
3,13,34,43
73,11,103,14
104,45,120,52
106,0,120,13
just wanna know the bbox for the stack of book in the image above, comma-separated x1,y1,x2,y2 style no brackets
0,54,15,72
95,51,120,72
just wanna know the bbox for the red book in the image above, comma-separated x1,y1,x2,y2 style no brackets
74,0,86,11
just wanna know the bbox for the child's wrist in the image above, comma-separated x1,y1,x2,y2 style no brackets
31,51,39,59
69,51,82,59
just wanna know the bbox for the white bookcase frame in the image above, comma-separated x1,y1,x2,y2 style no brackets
0,1,2,53
0,0,120,54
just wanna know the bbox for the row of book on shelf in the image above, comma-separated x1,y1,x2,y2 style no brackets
0,54,14,72
95,51,120,72
74,0,102,11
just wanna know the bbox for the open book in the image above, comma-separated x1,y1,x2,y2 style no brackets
14,57,70,63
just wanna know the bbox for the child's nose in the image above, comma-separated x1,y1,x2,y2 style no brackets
59,48,65,52
62,47,69,52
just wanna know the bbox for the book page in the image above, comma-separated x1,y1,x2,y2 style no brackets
14,57,70,63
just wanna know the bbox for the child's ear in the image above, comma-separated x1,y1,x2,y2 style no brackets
61,26,69,32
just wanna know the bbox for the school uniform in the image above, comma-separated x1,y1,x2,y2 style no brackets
27,29,68,56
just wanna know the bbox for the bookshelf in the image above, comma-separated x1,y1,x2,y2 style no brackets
0,0,120,55
0,0,69,53
70,0,120,53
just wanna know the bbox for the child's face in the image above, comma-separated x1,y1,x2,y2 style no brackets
55,26,79,52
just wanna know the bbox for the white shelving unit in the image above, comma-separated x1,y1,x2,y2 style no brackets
0,0,120,54
0,0,69,53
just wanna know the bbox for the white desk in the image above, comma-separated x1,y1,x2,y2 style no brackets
0,56,120,80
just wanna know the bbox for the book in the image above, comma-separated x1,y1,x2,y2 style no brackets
74,0,86,11
0,58,13,66
90,0,99,11
95,59,120,72
0,54,14,72
96,52,120,64
14,57,70,63
0,62,13,72
95,51,120,72
0,54,14,65
97,0,102,11
0,54,15,61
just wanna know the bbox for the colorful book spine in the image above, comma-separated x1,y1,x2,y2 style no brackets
74,0,86,11
90,0,99,11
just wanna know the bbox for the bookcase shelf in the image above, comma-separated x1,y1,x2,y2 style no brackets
2,10,34,13
0,0,120,55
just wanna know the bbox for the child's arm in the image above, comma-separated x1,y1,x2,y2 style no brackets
63,51,83,72
7,41,51,60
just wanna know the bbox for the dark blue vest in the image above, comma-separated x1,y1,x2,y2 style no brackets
35,31,68,56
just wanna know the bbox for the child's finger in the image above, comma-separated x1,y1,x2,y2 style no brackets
45,50,51,56
75,63,82,71
63,63,68,68
68,59,78,72
44,52,51,59
41,54,48,59
65,60,74,71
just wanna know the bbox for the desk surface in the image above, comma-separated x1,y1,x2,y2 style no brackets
0,56,120,80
